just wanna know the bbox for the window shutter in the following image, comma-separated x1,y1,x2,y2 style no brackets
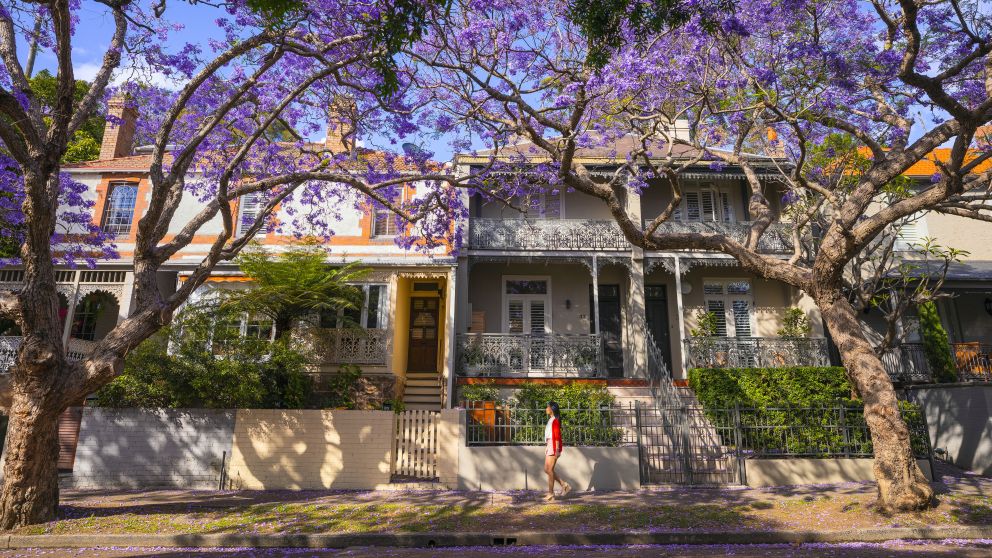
365,285,382,328
720,192,734,222
896,215,928,249
731,299,752,337
685,191,702,222
705,299,728,336
529,301,546,335
700,190,717,222
508,301,524,333
237,192,265,236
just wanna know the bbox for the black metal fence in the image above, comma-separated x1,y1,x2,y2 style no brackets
464,402,638,446
463,401,933,474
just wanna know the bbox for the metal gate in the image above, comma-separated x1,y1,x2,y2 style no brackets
635,403,742,485
391,410,439,481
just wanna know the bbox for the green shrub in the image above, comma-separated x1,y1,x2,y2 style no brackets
777,308,812,338
687,366,929,457
918,300,957,383
506,383,622,447
458,382,501,403
690,310,720,337
688,366,852,409
95,304,316,409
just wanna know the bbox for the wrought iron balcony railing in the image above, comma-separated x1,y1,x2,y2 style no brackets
881,343,933,383
684,337,830,369
0,336,95,372
309,328,389,366
642,220,794,253
468,217,795,253
469,219,629,251
456,332,604,377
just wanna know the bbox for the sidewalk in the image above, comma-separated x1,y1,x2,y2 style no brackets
6,463,990,549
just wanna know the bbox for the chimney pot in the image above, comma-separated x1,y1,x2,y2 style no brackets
325,97,357,156
99,96,137,160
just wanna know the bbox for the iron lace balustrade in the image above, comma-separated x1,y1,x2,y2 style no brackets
881,343,933,383
952,342,992,382
641,220,794,253
312,328,389,366
464,402,638,446
469,218,629,251
0,336,95,373
684,337,830,369
456,333,604,377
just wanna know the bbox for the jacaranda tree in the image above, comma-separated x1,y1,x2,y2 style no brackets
0,0,462,528
404,0,990,510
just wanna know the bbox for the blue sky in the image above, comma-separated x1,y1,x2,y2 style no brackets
24,1,462,160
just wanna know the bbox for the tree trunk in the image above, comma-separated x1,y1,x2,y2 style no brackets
0,388,62,529
817,291,934,512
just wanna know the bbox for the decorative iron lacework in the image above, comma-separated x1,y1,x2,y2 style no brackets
470,218,629,251
0,336,95,372
641,220,795,253
683,337,830,369
308,328,389,366
456,332,603,377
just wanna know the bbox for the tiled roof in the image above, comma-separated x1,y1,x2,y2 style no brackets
902,148,992,178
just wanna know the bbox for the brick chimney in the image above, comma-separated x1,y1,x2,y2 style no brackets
99,96,137,160
325,96,357,156
766,127,785,158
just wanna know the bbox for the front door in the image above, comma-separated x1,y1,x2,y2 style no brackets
407,297,439,373
591,284,623,378
645,285,673,372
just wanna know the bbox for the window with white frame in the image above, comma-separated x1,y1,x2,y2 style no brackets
319,284,386,329
894,213,929,251
674,185,735,223
237,192,265,237
702,279,754,337
503,277,551,334
101,182,139,237
521,190,561,219
372,189,406,237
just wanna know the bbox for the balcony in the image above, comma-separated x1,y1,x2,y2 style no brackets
684,337,831,369
0,336,96,372
643,221,794,253
308,328,389,366
469,219,629,251
882,342,992,383
456,333,604,377
468,217,795,253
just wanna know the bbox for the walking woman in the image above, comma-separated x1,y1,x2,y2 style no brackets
544,401,571,501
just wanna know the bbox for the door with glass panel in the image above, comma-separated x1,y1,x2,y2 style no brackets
503,278,550,373
702,279,755,366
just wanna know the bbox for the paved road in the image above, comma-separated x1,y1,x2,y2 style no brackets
3,543,992,557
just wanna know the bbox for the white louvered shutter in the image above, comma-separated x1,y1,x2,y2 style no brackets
706,299,728,336
720,192,734,222
731,299,752,337
701,190,718,221
529,301,547,335
685,191,702,222
508,301,524,333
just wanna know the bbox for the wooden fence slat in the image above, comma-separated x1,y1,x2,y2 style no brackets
391,409,440,481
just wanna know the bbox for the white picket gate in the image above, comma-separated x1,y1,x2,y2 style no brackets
391,410,439,480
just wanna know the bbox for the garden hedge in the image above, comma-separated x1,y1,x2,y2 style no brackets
688,366,853,409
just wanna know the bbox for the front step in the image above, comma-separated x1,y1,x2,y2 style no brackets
402,372,442,410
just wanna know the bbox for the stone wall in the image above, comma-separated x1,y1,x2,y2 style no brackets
69,408,235,489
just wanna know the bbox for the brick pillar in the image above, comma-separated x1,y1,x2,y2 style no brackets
99,96,137,160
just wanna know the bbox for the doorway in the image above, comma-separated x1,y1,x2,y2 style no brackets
645,285,673,372
591,284,623,378
407,297,440,373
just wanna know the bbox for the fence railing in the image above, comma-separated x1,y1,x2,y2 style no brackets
464,402,637,446
684,337,831,369
469,218,629,251
309,328,388,366
641,220,795,253
881,344,933,383
953,342,992,382
463,400,932,461
1,336,95,372
456,333,604,377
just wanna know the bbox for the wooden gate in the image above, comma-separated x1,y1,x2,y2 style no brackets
392,410,439,481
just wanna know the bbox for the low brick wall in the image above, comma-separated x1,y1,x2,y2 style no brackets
456,445,641,491
69,408,235,489
744,458,933,488
225,409,395,490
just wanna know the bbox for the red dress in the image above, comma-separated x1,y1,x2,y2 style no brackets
545,416,563,456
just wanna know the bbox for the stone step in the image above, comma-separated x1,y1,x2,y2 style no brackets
404,386,440,396
406,372,440,380
404,403,442,410
405,379,440,388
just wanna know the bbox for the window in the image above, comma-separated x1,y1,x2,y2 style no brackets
101,182,138,237
237,192,265,237
372,205,399,236
702,279,754,337
70,297,105,341
503,277,551,334
320,284,386,329
674,185,734,223
894,214,928,251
